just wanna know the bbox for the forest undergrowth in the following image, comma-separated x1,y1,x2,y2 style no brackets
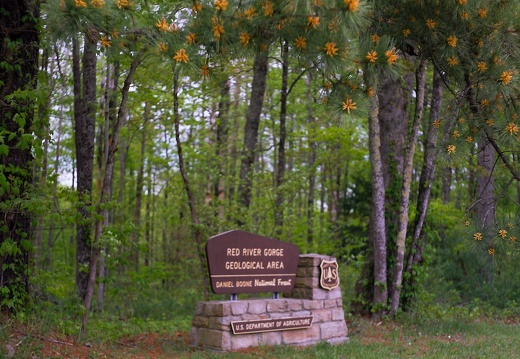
2,303,520,359
2,270,520,359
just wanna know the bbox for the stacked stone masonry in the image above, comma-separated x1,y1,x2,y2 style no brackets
190,254,349,351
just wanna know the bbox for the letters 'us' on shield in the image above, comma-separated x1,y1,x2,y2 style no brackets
320,259,339,290
206,230,300,294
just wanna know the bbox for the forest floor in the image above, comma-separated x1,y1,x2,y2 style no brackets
2,315,520,358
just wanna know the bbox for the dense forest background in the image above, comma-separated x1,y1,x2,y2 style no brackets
2,0,520,335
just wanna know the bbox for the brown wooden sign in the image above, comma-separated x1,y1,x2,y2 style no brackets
206,230,300,294
231,316,313,335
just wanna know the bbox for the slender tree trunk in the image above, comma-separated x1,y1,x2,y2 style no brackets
305,73,317,246
74,31,97,301
390,59,427,316
81,51,142,333
132,103,149,271
367,83,388,320
45,89,63,268
476,140,495,226
35,48,51,269
402,68,444,309
173,66,210,300
274,41,289,235
214,77,230,223
239,50,269,210
441,167,452,204
463,72,496,226
144,163,152,267
227,73,242,208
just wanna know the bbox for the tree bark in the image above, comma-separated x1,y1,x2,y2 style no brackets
305,73,317,246
74,31,97,301
238,50,269,211
389,59,427,316
367,83,388,320
476,140,495,226
0,0,39,311
214,77,230,222
132,102,149,271
274,41,289,235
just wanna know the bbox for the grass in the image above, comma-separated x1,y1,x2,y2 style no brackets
2,310,519,358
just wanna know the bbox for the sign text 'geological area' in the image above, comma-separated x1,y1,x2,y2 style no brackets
206,230,300,294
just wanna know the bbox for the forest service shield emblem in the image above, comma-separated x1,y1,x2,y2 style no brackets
320,259,339,290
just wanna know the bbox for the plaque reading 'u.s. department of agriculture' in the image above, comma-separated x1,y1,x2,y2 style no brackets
206,230,300,294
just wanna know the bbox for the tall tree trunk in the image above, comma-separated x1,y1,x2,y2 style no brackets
367,83,388,320
476,140,495,226
74,31,97,301
305,73,317,247
132,103,149,271
390,59,427,316
214,77,230,223
81,51,143,333
464,72,496,226
274,41,289,235
227,73,242,209
441,167,452,204
45,86,63,269
144,163,152,267
238,50,269,211
35,48,50,269
402,68,444,310
0,0,39,311
173,66,210,300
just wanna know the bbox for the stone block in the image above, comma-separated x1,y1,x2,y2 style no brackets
298,254,324,268
204,301,231,317
270,312,290,319
259,331,283,346
295,277,319,289
312,309,332,323
195,302,205,315
324,299,338,309
248,300,267,314
285,299,303,311
230,301,248,315
309,266,320,279
310,287,342,300
291,310,311,317
266,300,288,312
242,313,269,320
331,307,345,321
282,325,320,344
196,328,231,350
189,327,197,346
191,315,209,328
296,266,308,278
320,321,348,339
230,334,259,350
208,316,233,331
303,300,323,310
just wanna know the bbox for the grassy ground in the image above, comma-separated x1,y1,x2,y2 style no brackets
2,313,519,358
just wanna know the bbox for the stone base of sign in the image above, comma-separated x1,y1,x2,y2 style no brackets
190,254,349,351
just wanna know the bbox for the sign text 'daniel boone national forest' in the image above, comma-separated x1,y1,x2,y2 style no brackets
206,230,300,294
